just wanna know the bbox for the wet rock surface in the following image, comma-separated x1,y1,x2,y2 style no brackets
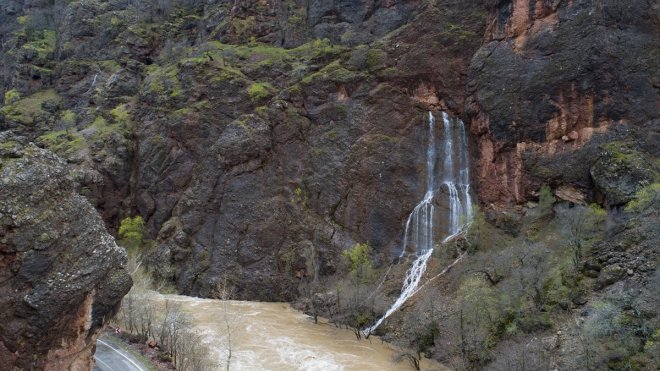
0,141,131,370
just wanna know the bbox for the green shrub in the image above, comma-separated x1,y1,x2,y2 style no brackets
3,89,20,105
247,82,274,102
342,242,372,273
110,104,130,125
625,183,659,214
60,110,76,126
538,185,556,212
119,216,147,251
37,130,84,155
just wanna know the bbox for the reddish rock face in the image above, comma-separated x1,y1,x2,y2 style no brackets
466,0,658,208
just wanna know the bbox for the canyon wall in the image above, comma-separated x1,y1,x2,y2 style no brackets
0,0,657,300
467,0,658,208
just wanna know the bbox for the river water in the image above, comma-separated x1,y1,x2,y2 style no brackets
156,294,447,371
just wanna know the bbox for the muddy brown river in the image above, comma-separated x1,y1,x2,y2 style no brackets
156,294,447,371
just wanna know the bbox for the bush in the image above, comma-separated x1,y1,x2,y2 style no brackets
625,183,659,214
342,242,372,273
118,216,147,251
3,89,20,105
247,82,274,102
538,185,556,213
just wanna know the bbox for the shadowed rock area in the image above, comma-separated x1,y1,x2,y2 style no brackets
0,140,132,370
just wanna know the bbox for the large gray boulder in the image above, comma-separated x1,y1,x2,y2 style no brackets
0,141,132,370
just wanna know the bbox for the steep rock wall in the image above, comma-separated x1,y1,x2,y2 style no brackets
466,0,659,207
1,0,657,303
131,1,486,299
0,141,132,370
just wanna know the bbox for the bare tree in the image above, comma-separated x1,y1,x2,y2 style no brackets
562,205,606,272
488,338,551,370
515,243,549,311
215,277,240,371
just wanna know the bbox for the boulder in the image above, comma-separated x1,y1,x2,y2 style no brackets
590,144,655,206
0,143,131,370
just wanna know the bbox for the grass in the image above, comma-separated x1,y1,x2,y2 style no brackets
247,82,275,102
301,60,362,85
37,130,85,155
0,89,60,125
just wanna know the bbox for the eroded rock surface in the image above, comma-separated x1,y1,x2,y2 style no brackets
0,140,131,370
467,0,659,207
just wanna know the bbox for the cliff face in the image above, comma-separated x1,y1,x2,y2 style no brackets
0,0,657,300
0,141,132,370
467,0,659,207
133,1,486,299
0,0,486,300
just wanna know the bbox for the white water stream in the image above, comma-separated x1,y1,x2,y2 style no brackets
364,111,472,335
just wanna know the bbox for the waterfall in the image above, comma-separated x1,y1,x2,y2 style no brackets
91,73,99,87
364,111,472,335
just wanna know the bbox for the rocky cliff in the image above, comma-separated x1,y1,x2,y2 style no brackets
467,0,659,208
1,0,489,300
0,139,132,370
0,0,658,369
0,0,657,356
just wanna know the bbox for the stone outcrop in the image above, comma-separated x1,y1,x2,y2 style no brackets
466,0,659,207
0,139,131,370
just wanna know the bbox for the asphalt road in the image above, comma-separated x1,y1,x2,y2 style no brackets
93,337,148,371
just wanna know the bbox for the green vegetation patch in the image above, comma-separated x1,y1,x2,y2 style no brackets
247,82,275,102
89,115,130,140
37,130,85,156
625,183,660,214
60,110,76,126
110,104,130,125
98,60,121,73
602,142,648,165
199,38,345,71
441,22,478,42
301,60,363,85
209,65,247,83
0,89,60,125
21,29,56,60
145,64,181,97
3,89,20,105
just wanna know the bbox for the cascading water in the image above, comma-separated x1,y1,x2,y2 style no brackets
364,111,472,335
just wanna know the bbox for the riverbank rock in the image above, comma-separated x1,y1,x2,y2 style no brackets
0,142,132,370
